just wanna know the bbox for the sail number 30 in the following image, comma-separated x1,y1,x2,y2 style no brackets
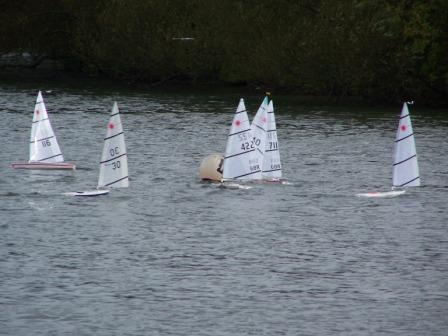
110,147,119,157
109,146,121,170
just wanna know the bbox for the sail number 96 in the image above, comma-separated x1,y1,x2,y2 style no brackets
41,139,51,147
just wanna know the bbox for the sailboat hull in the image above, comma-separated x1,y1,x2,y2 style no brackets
11,162,76,170
356,190,406,198
64,190,110,196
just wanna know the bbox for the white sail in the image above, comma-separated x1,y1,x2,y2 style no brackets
222,98,262,180
392,102,420,187
262,100,282,179
97,102,129,189
29,91,64,163
250,96,269,165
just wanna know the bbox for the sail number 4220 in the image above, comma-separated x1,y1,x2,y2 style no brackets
241,138,261,151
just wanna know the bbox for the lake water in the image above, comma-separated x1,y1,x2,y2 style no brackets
1,81,447,335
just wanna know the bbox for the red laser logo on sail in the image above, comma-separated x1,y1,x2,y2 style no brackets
401,125,407,131
234,120,241,127
108,122,115,129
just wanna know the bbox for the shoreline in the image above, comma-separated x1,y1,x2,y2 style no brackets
0,58,446,109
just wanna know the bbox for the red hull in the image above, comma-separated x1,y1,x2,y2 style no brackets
11,162,76,170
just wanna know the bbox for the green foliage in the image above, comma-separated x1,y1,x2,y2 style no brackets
1,0,446,104
0,1,72,56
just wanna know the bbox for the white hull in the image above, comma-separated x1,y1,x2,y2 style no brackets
64,190,110,197
356,190,406,198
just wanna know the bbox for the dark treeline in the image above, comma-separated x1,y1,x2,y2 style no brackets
1,0,447,105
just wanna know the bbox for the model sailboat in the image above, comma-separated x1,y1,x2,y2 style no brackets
262,99,282,180
11,91,75,170
357,102,420,198
249,96,283,181
392,102,420,188
250,96,269,166
66,102,129,196
222,98,262,181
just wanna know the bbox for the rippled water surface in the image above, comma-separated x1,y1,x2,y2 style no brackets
1,82,447,335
